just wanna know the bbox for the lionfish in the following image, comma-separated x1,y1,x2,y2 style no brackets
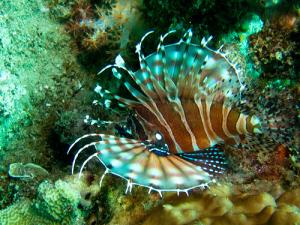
68,30,293,195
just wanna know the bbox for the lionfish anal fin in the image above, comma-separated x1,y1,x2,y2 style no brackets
177,145,227,176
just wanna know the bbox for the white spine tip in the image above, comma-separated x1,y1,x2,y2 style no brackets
115,55,125,67
253,128,263,134
201,36,213,46
158,190,162,198
98,65,113,75
251,116,261,126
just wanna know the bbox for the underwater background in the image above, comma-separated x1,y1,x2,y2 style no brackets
0,0,299,224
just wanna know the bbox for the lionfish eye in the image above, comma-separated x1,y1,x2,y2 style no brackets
155,132,163,141
142,132,169,156
153,132,165,147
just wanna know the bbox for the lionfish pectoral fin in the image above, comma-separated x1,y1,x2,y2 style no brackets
83,135,212,192
177,145,227,176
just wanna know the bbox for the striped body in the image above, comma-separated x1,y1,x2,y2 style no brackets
135,99,256,153
69,30,262,194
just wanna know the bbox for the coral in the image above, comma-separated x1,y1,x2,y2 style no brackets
249,12,299,81
0,0,96,168
8,163,49,179
0,200,54,225
0,173,101,225
106,185,162,225
220,13,264,79
225,141,292,183
0,0,299,225
55,0,145,61
105,183,300,225
0,72,30,153
0,175,21,210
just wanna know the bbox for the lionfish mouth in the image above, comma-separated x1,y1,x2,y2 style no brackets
68,29,255,196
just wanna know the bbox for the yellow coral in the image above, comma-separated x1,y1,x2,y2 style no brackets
107,183,300,225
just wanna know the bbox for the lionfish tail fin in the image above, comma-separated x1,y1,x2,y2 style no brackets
238,133,280,153
72,134,212,193
239,81,298,150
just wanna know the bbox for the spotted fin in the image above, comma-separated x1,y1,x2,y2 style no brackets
139,30,243,103
70,134,211,193
177,145,227,176
98,30,244,110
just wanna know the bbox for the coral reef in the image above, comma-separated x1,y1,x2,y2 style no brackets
0,0,107,213
0,173,101,225
219,13,264,79
142,0,270,39
0,0,86,165
105,183,300,225
249,14,299,81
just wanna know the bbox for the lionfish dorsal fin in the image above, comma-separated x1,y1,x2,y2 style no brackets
142,31,243,103
99,30,244,110
134,31,170,102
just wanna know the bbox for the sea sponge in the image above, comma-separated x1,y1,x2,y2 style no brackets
277,188,300,208
249,17,298,81
142,185,277,225
269,204,300,225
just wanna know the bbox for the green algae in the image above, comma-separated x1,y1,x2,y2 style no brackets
0,0,99,217
0,0,97,167
0,0,70,157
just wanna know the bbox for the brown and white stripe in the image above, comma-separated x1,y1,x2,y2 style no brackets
134,96,257,154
